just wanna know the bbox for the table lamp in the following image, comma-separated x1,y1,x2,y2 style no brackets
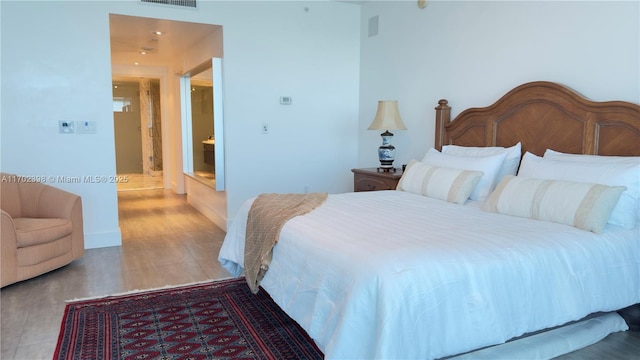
367,100,407,171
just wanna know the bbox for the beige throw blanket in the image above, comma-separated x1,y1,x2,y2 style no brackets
244,192,328,294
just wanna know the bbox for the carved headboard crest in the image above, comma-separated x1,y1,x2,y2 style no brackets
435,81,640,157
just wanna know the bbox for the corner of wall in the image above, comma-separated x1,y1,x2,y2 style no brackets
84,230,122,249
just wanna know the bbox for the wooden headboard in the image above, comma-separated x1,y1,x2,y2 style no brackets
435,81,640,156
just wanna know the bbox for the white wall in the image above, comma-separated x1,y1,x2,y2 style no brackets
7,1,631,248
358,0,640,168
1,1,121,248
219,2,361,220
1,1,361,247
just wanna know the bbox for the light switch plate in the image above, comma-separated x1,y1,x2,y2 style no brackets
75,121,97,134
59,121,74,134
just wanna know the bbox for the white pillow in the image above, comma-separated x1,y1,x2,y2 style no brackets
518,152,639,229
397,160,483,204
483,175,625,233
421,148,506,201
442,142,522,184
544,149,640,165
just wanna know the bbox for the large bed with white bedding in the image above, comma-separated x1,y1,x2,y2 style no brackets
219,81,640,359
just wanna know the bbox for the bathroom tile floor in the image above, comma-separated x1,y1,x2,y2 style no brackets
116,173,164,191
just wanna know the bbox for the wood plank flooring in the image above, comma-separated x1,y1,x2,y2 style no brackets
1,189,639,359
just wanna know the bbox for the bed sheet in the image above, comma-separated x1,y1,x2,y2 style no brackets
218,190,640,359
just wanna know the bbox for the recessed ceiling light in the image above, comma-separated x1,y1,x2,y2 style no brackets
140,51,147,55
153,31,164,35
134,62,140,65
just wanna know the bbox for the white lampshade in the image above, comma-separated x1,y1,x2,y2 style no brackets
367,100,407,131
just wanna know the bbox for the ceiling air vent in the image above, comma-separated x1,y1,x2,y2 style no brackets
140,0,197,8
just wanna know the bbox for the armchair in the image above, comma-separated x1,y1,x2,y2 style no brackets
1,173,84,287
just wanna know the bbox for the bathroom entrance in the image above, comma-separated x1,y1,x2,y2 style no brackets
190,79,215,183
181,58,225,191
112,78,164,190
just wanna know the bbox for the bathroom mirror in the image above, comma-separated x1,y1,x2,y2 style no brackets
181,58,225,190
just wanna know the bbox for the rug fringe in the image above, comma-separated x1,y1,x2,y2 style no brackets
64,276,238,303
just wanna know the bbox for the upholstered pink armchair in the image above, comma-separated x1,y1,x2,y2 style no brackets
1,173,84,287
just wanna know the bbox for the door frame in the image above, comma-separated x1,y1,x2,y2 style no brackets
180,57,225,191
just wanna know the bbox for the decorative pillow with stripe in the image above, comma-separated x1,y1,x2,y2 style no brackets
519,152,639,229
483,175,626,233
397,160,483,204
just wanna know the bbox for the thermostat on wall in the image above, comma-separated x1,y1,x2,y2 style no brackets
280,96,292,105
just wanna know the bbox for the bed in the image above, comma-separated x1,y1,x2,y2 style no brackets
219,81,640,359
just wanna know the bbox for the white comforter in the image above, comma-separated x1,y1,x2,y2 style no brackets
218,190,640,360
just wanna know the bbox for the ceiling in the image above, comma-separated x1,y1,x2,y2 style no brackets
108,1,371,68
109,14,220,68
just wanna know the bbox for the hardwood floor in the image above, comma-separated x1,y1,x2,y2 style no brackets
555,330,640,360
1,188,639,359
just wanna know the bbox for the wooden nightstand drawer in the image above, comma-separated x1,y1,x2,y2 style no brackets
352,168,403,192
355,177,396,191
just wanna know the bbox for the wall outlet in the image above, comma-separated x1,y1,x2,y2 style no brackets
279,96,292,105
59,121,74,134
262,123,269,134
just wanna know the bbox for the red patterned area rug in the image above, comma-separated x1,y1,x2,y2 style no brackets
53,278,323,360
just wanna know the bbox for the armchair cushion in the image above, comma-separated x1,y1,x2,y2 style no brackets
14,218,73,247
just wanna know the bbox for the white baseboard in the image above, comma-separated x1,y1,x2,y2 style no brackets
188,195,227,231
84,229,122,249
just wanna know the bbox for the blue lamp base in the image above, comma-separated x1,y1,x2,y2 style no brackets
377,130,396,171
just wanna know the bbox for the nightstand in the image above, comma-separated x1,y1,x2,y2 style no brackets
351,168,404,192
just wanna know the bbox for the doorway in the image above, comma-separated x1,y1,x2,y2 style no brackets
191,81,215,183
181,59,225,191
109,13,223,193
112,78,164,191
109,13,227,228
